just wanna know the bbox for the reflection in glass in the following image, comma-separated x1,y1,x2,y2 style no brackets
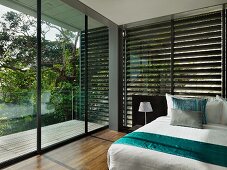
86,17,109,131
41,0,85,148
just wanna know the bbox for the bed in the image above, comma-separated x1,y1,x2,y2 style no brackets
108,116,227,170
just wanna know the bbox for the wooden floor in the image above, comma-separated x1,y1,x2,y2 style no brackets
0,120,105,164
4,129,125,170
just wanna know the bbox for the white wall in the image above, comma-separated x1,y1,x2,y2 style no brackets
79,0,227,25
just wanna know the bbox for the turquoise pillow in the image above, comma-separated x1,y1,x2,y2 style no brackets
172,97,207,124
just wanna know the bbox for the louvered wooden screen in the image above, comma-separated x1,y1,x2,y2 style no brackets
124,11,224,127
124,22,172,127
80,26,109,125
173,11,222,97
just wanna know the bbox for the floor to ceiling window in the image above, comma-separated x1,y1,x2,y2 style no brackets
80,17,109,132
122,8,224,128
40,0,87,149
0,0,109,166
0,1,37,163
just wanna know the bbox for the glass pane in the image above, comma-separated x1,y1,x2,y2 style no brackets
41,0,85,148
87,17,109,131
0,2,37,163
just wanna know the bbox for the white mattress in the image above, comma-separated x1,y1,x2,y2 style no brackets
108,116,227,170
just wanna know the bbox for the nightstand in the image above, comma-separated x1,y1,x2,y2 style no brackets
128,125,143,133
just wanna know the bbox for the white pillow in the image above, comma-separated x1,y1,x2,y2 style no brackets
205,100,222,124
166,93,184,117
166,93,174,117
216,95,227,125
206,96,217,102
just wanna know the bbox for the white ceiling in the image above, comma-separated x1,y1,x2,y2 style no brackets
0,0,104,31
79,0,227,25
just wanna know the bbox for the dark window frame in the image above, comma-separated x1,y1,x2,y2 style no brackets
123,7,226,128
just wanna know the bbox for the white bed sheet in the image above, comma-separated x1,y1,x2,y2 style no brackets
108,116,227,170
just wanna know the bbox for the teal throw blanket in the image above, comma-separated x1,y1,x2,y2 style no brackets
114,132,227,167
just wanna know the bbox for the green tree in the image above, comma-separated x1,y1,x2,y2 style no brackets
0,10,80,135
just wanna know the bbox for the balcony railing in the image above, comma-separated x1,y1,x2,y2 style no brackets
0,88,108,137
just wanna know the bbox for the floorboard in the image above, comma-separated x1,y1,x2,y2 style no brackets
4,129,125,170
0,120,105,163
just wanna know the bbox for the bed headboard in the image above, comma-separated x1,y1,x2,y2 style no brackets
132,95,167,126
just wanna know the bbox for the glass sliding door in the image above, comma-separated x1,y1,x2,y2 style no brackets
80,17,109,132
0,0,110,165
0,1,37,163
41,0,85,148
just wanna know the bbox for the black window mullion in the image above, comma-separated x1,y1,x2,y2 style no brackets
171,19,175,95
36,0,41,154
84,15,88,133
222,5,226,98
123,30,128,127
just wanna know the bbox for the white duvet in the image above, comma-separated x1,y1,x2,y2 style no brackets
108,116,227,170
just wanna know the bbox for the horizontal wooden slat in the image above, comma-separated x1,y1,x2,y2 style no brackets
174,12,221,26
175,19,221,32
128,27,170,38
127,22,171,32
127,38,171,47
175,31,221,42
174,37,221,48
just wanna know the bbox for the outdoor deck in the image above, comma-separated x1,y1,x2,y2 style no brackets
0,120,105,163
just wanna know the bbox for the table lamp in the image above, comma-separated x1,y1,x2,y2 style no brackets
138,102,153,124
